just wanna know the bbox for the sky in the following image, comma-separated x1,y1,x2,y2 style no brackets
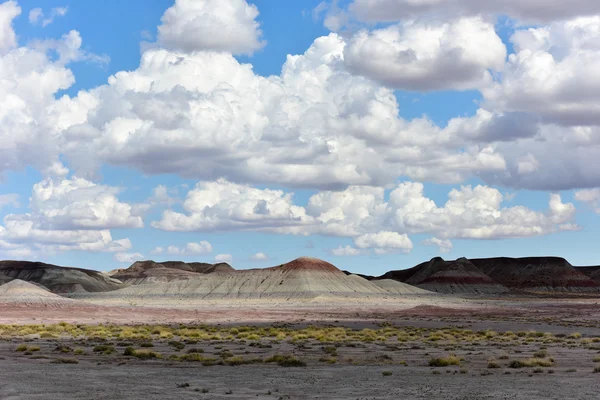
1,0,600,275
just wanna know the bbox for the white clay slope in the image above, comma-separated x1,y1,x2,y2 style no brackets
0,279,75,306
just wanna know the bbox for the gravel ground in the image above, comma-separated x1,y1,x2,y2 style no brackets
1,360,599,400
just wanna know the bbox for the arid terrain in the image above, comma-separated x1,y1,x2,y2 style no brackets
1,256,600,399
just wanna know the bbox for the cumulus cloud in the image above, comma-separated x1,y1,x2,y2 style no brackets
353,231,413,254
215,253,233,263
344,17,506,91
157,0,265,55
330,245,362,256
0,176,138,256
0,1,19,52
348,0,600,23
114,252,143,263
60,33,506,189
482,17,600,127
29,6,67,27
0,6,107,177
250,252,269,261
27,176,143,230
422,237,453,253
152,241,213,256
154,179,577,244
153,179,310,231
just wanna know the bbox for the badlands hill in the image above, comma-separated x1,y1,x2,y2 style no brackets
73,257,433,306
366,256,600,294
0,261,126,294
575,266,600,283
0,279,75,306
380,257,509,295
110,260,234,284
471,257,600,293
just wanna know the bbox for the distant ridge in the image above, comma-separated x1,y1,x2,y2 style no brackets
471,257,600,293
111,260,235,284
0,260,126,294
380,257,508,295
361,256,600,295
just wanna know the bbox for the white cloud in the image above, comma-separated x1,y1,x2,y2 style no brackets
154,179,577,243
29,6,67,27
0,176,139,256
344,17,506,91
114,252,143,263
215,253,232,263
0,8,107,177
153,179,311,232
348,0,600,23
0,194,19,210
575,188,600,213
482,17,600,127
353,231,413,253
60,33,506,189
250,252,269,261
28,7,42,24
330,245,361,256
422,237,453,253
28,176,143,230
158,241,214,256
157,0,265,55
0,1,19,52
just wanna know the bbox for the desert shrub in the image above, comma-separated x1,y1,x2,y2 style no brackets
28,346,40,352
381,371,393,376
593,355,600,363
533,350,548,358
16,344,28,352
265,354,306,367
487,359,501,369
93,345,114,354
594,365,600,373
429,354,461,367
187,348,204,354
131,349,161,360
139,342,154,348
74,348,84,355
123,347,136,356
508,358,553,368
168,341,185,350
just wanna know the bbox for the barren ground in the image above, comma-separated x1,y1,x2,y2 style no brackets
1,297,600,399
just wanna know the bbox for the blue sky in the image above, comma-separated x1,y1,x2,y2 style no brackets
1,0,600,273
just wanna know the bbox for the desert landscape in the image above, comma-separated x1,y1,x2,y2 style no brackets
1,256,600,399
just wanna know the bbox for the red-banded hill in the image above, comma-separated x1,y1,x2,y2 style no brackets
379,257,508,295
576,266,600,283
0,260,126,294
471,257,600,293
74,257,431,305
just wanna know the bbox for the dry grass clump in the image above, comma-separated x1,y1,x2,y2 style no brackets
123,347,161,360
508,358,554,369
428,354,461,367
264,354,307,367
